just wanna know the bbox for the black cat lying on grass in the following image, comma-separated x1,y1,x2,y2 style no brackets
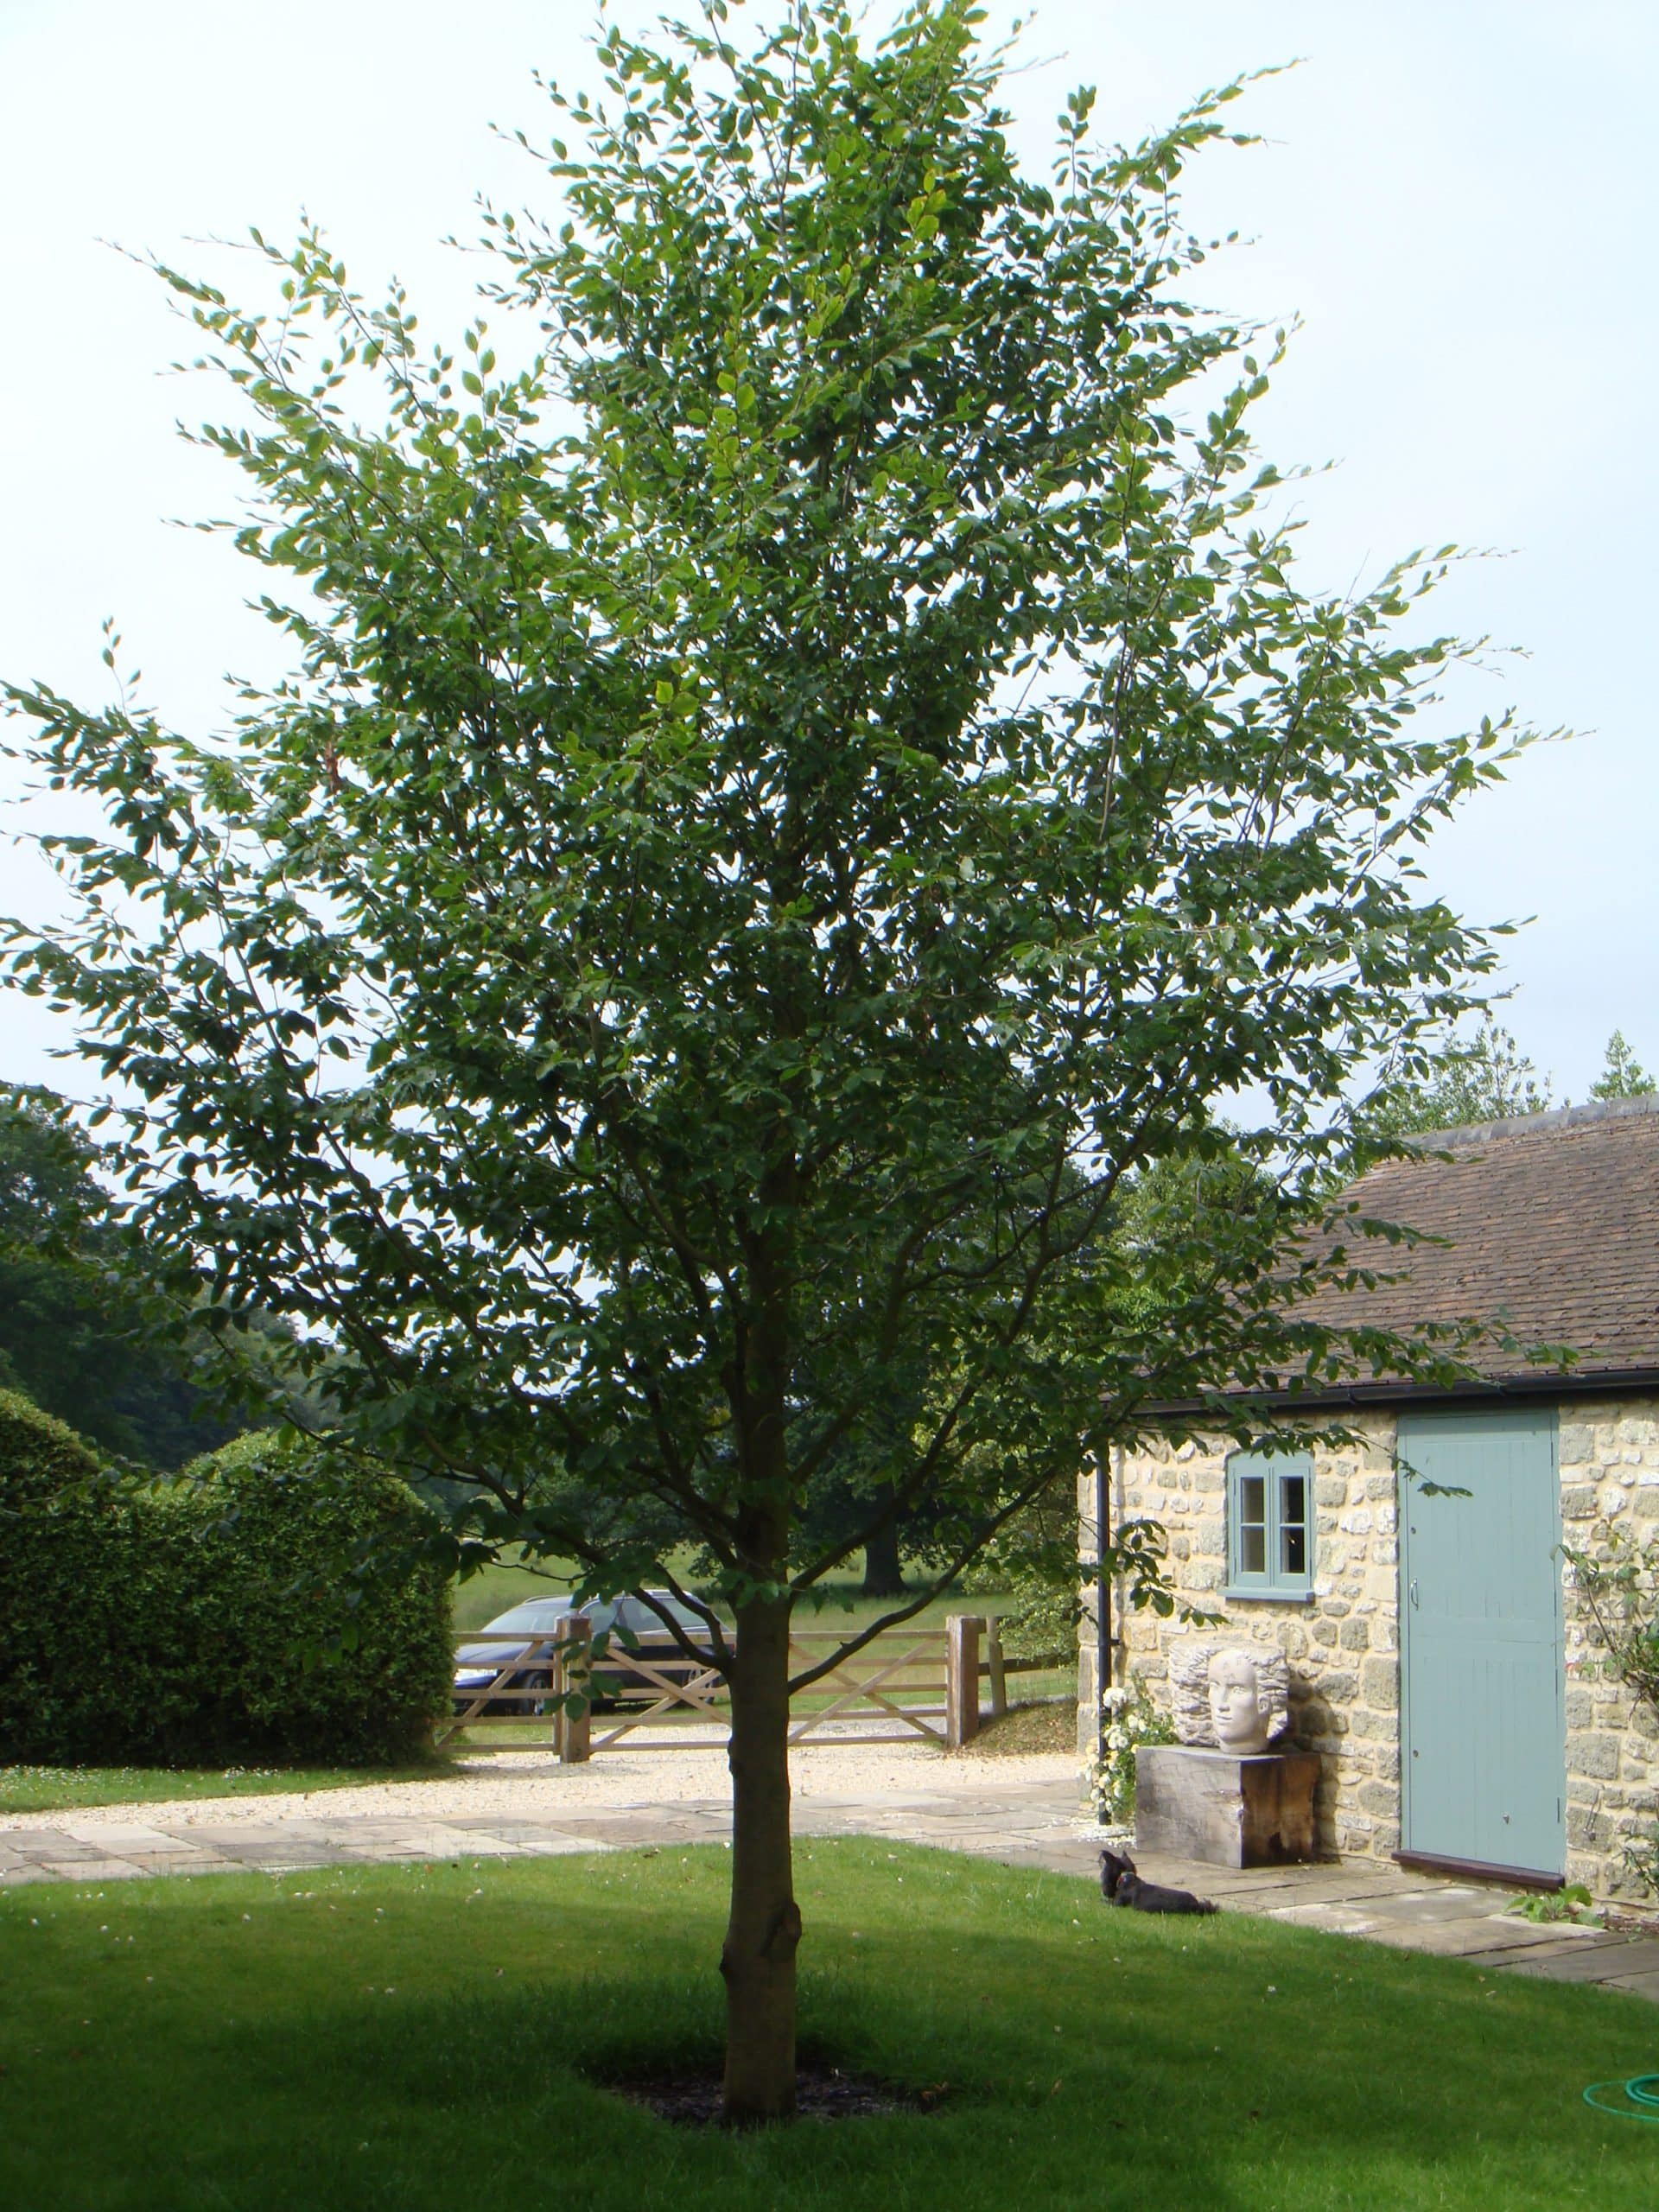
1099,1847,1217,1916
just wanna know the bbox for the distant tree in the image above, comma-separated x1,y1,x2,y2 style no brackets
1110,1128,1275,1305
794,1390,927,1600
1591,1030,1656,1101
0,1084,302,1466
969,1129,1273,1659
3,3,1524,2120
1363,1017,1553,1138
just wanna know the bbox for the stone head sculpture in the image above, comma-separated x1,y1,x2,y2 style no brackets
1169,1641,1290,1754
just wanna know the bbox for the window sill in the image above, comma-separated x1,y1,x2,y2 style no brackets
1222,1586,1317,1607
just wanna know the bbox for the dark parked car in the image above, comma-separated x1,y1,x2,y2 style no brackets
451,1591,720,1714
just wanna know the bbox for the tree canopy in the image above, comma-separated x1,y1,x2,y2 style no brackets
1363,1015,1656,1135
0,1084,272,1466
1592,1029,1655,1101
1362,1016,1553,1137
3,0,1528,2119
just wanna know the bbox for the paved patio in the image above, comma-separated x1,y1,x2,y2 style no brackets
7,1771,1658,1996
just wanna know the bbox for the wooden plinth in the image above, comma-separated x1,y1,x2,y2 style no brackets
1134,1745,1321,1868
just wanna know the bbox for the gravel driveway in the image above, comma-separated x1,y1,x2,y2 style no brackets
0,1741,1080,1835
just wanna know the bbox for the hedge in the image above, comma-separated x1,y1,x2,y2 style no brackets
0,1392,452,1765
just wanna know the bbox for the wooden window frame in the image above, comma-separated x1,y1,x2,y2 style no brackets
1225,1448,1315,1600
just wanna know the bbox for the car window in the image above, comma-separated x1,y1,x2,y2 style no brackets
632,1593,709,1635
574,1593,707,1637
656,1593,709,1633
483,1599,572,1633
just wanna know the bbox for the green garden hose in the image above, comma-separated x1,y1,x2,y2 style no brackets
1583,2074,1659,2121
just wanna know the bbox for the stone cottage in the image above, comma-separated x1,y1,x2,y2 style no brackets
1079,1095,1659,1897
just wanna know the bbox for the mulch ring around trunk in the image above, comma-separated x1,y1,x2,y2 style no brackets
606,2063,950,2126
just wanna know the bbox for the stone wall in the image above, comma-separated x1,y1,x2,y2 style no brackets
1560,1399,1659,1898
1077,1395,1659,1897
1078,1411,1401,1861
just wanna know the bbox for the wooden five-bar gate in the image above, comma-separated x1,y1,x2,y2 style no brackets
437,1613,1031,1760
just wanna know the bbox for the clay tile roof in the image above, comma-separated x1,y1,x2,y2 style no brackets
1313,1094,1659,1384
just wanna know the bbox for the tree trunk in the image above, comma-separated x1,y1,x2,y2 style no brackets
721,1593,801,2123
861,1504,906,1599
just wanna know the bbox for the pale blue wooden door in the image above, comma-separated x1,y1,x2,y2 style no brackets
1398,1406,1564,1877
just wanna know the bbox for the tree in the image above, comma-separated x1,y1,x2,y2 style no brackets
0,1084,276,1465
3,3,1523,2120
794,1403,930,1599
1363,1016,1553,1138
969,1134,1273,1660
1592,1030,1655,1101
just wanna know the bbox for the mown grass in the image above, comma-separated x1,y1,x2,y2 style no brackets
452,1555,1032,1638
0,1759,459,1817
3,1840,1656,2211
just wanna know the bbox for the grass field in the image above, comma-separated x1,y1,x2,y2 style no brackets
452,1554,1032,1638
3,1840,1656,2211
0,1761,457,1817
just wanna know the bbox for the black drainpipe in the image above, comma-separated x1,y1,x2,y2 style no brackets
1095,1450,1112,1769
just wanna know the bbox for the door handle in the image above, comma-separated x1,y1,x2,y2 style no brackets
1408,1579,1420,1610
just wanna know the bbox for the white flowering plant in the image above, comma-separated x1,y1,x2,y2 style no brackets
1084,1677,1177,1825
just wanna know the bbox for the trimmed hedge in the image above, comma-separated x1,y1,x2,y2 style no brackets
0,1392,452,1765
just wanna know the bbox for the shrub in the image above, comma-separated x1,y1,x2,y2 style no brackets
1563,1522,1659,1895
1084,1675,1178,1827
0,1393,451,1765
0,1390,146,1760
963,1474,1078,1664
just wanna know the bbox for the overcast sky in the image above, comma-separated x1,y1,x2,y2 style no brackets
1,0,1652,1106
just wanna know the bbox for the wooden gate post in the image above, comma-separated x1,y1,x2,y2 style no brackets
554,1613,592,1764
945,1613,982,1749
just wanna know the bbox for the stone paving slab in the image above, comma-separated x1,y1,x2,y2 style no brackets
42,1857,152,1881
1335,1888,1546,1928
54,1821,188,1850
1505,1940,1659,1983
1268,1903,1387,1936
1353,1910,1601,1964
1459,1929,1630,1966
1424,1923,1607,1963
527,1817,715,1850
3,1827,111,1848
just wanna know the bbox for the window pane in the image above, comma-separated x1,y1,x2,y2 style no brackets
486,1600,571,1632
1279,1472,1306,1528
1234,1465,1268,1578
1281,1523,1306,1577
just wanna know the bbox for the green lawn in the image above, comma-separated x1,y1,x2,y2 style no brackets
452,1554,1032,1638
0,1760,460,1817
450,1549,577,1627
3,1842,1655,2211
